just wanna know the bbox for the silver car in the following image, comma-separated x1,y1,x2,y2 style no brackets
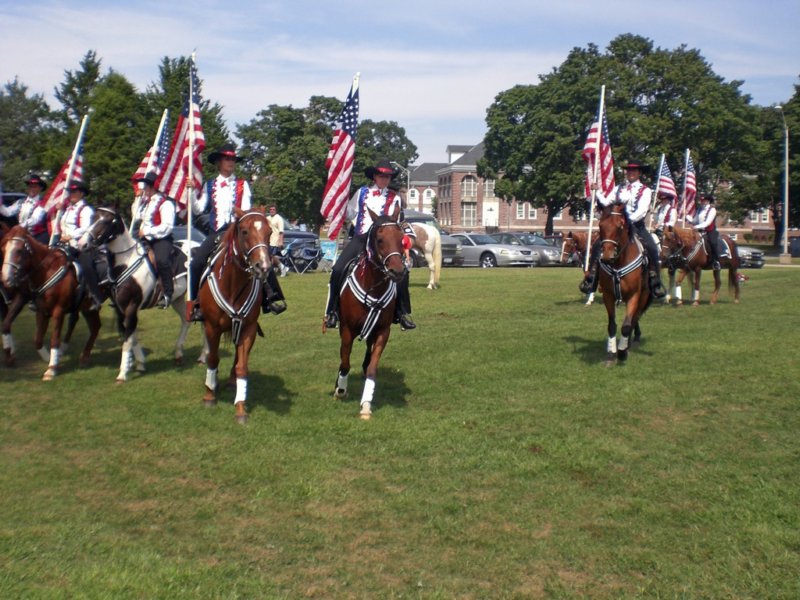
451,233,536,268
490,232,562,266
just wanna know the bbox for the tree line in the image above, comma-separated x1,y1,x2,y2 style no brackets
1,36,797,242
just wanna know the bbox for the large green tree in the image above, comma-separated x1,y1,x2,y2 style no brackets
481,34,763,234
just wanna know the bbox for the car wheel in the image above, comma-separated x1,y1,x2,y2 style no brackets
480,253,497,268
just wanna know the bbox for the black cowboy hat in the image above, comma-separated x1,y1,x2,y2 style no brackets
207,142,243,165
67,180,89,194
364,158,399,180
621,160,649,173
134,171,158,187
24,173,47,189
700,194,715,203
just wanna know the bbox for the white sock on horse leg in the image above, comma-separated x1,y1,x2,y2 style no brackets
361,378,375,407
49,347,60,368
337,372,348,392
234,378,247,405
606,337,617,354
205,368,218,391
2,333,14,354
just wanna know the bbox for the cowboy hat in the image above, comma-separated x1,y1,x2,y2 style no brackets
364,158,398,180
67,180,89,194
621,160,649,173
134,171,158,187
24,173,47,189
207,142,243,164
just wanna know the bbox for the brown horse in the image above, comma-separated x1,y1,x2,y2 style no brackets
561,231,599,304
0,222,29,366
596,206,652,365
329,207,407,419
1,225,101,379
198,207,273,424
660,226,740,306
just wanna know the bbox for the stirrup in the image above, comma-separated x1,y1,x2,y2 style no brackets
398,314,416,331
263,300,287,315
713,261,721,271
158,294,171,309
649,275,666,299
189,302,204,322
578,274,595,295
324,313,338,329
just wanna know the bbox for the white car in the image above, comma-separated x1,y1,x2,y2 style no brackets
450,233,536,268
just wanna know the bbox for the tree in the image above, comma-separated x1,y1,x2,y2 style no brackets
0,78,59,189
481,34,764,234
54,50,102,128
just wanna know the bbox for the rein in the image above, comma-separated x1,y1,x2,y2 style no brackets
4,236,69,295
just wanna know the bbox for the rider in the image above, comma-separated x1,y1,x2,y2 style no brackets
652,190,677,242
693,194,721,270
59,180,103,310
579,160,667,299
187,142,285,321
135,171,175,309
324,158,416,331
17,174,50,244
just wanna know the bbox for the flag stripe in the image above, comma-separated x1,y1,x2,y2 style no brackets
582,110,615,197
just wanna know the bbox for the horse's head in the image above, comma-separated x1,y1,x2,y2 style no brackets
1,226,35,289
367,205,406,282
597,205,630,264
82,206,126,249
232,206,272,281
560,232,578,264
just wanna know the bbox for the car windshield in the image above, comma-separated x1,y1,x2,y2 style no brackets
519,234,552,246
470,234,498,245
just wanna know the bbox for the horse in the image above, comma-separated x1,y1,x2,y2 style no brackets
328,207,407,420
659,226,740,306
561,231,599,305
0,222,28,366
595,206,653,365
198,207,273,424
410,222,442,289
1,225,101,379
80,206,201,382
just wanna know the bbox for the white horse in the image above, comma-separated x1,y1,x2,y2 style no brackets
81,207,207,382
410,223,442,290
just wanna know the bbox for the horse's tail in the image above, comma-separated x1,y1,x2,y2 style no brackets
430,227,442,286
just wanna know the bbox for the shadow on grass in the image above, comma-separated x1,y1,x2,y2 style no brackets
563,334,654,365
335,365,411,415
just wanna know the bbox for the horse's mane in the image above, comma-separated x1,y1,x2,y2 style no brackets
671,226,698,245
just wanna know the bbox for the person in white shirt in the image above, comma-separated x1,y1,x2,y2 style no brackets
580,161,666,299
266,204,288,277
693,194,721,270
59,181,102,309
324,159,415,331
17,174,50,244
652,191,677,242
135,171,175,308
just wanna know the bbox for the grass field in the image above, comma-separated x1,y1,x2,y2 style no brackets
1,265,798,598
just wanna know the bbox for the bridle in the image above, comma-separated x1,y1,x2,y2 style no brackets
86,207,130,250
228,211,271,280
599,206,633,264
1,236,33,287
365,220,406,281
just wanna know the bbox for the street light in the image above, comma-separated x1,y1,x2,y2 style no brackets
390,161,411,194
776,106,791,263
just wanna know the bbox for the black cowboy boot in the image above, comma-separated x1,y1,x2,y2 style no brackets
649,271,667,299
261,270,287,315
398,314,416,331
579,263,598,294
324,297,339,329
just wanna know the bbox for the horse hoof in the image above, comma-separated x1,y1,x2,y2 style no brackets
135,365,146,374
676,300,683,306
235,414,249,425
333,388,347,400
174,356,184,367
692,301,700,307
79,356,90,368
4,355,15,367
42,369,56,381
203,399,217,408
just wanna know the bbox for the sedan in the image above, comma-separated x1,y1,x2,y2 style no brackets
736,245,765,268
450,233,536,268
490,232,562,266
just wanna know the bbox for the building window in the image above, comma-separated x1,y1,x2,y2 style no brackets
408,189,418,204
516,202,525,220
484,179,495,199
552,208,563,221
761,210,769,224
527,205,537,220
462,202,477,227
462,176,477,201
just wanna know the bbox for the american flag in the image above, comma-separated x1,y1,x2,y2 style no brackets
320,78,359,240
43,144,84,215
155,58,205,209
681,154,697,219
655,158,677,199
131,112,171,190
581,109,615,198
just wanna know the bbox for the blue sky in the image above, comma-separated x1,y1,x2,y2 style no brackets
1,0,797,163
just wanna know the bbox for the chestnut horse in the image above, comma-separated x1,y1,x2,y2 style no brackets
0,222,26,365
410,222,442,290
198,207,273,424
1,225,101,379
561,231,599,305
81,207,199,382
660,226,740,306
596,206,652,365
329,207,407,420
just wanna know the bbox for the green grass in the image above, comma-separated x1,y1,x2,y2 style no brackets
1,266,798,598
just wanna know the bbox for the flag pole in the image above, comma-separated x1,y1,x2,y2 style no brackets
584,85,605,272
647,153,665,231
679,148,690,227
130,108,169,233
49,111,91,246
185,52,197,308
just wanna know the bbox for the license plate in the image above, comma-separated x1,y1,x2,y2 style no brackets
443,257,453,264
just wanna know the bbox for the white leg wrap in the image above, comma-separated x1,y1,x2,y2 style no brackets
119,339,132,379
607,337,617,354
205,368,218,391
234,377,247,405
49,347,60,368
337,372,349,393
361,378,376,407
692,289,700,301
133,338,145,364
2,333,14,354
38,346,50,362
675,287,682,300
619,335,629,352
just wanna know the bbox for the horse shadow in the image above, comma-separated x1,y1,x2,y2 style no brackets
341,367,411,414
563,334,654,365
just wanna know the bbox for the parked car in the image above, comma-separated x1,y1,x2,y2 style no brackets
450,232,536,268
736,245,765,268
490,232,562,266
403,209,465,267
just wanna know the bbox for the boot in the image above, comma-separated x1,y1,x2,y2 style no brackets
397,313,416,331
649,271,666,299
189,301,204,322
158,294,171,309
579,265,597,295
324,312,339,329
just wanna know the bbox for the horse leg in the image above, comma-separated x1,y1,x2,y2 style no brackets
361,341,372,376
618,305,638,363
334,327,354,400
43,309,66,381
692,269,702,306
117,334,135,383
33,310,50,362
78,308,101,368
729,265,741,304
603,294,617,367
584,291,595,306
196,333,209,365
202,323,222,407
132,334,146,373
231,327,256,425
1,294,25,367
172,300,190,366
359,328,391,420
710,269,721,305
61,310,80,356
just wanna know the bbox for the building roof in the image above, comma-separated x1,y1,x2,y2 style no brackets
451,142,485,166
410,163,447,185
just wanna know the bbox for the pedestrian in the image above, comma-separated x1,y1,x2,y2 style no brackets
580,160,667,299
693,194,721,270
135,171,175,308
59,180,103,310
17,174,50,244
323,158,415,331
266,203,288,277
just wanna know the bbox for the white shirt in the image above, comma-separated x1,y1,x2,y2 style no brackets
18,194,48,233
60,199,94,248
346,185,402,236
653,202,677,230
193,174,252,231
693,204,717,230
595,180,652,224
138,192,175,240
